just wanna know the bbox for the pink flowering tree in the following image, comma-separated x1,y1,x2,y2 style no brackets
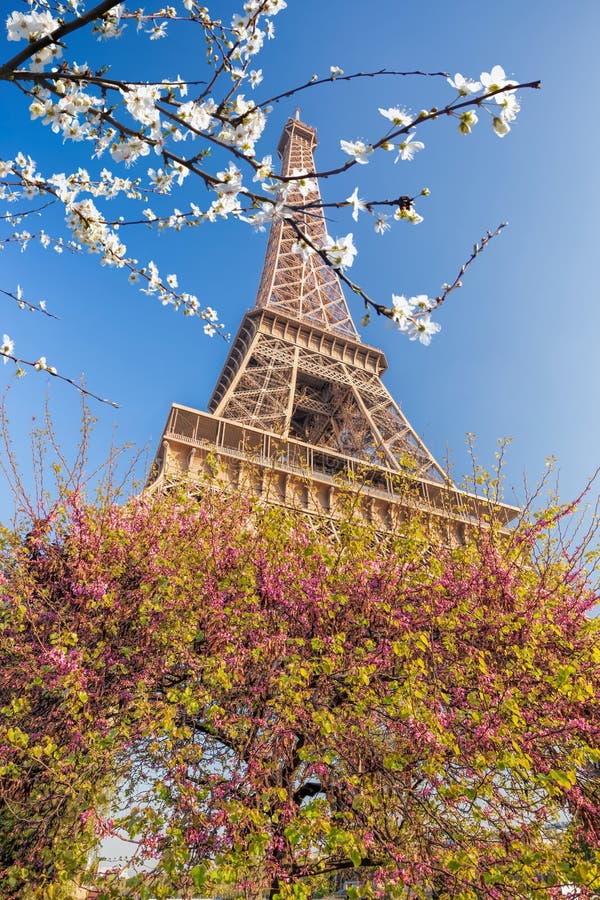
0,1,540,400
1,468,599,898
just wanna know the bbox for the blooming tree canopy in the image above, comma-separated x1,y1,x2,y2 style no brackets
0,1,540,400
0,461,599,898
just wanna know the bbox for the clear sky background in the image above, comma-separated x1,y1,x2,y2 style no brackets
1,0,599,524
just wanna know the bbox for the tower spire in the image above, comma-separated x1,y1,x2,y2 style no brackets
254,115,359,339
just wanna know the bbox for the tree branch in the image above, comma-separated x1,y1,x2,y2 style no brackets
0,352,119,407
0,0,124,78
256,67,452,110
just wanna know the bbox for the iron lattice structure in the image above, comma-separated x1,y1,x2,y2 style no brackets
254,117,358,339
209,115,445,483
150,115,519,531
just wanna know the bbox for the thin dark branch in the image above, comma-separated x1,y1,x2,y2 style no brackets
0,352,119,407
292,779,323,805
256,67,451,111
275,80,542,182
0,199,56,221
9,70,207,91
287,218,507,324
0,287,59,319
432,222,508,310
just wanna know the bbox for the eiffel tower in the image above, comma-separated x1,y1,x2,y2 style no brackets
150,115,518,537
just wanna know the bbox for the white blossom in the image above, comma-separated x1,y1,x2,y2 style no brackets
6,10,62,70
340,139,373,165
391,294,413,330
290,168,317,199
291,238,315,262
6,10,58,42
321,233,357,269
162,75,188,98
406,314,441,345
247,198,292,230
1,334,14,361
253,155,273,181
346,187,367,222
110,138,151,165
219,96,266,156
447,73,481,95
480,65,517,94
395,132,424,162
411,294,435,312
374,214,391,235
215,162,245,196
148,22,168,40
493,116,511,137
459,110,478,135
378,106,412,127
262,0,287,14
34,356,57,373
496,91,520,123
94,4,125,40
394,205,423,225
249,69,263,88
121,84,161,126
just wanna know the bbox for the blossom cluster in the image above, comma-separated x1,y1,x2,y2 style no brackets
0,0,535,396
6,8,61,70
391,293,441,345
340,65,521,174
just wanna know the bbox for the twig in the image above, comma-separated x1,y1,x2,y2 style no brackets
432,222,508,310
0,352,119,407
0,287,59,319
274,81,542,182
256,67,451,111
0,199,56,220
287,218,508,324
9,70,207,91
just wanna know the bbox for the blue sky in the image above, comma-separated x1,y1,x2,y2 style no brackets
1,0,599,523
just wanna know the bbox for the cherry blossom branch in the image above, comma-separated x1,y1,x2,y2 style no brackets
286,218,387,318
0,199,56,220
256,67,452,111
308,193,421,216
9,70,208,91
0,0,123,77
0,286,58,318
432,222,508,310
287,218,508,324
0,350,119,406
0,4,540,359
199,3,267,104
276,80,542,182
